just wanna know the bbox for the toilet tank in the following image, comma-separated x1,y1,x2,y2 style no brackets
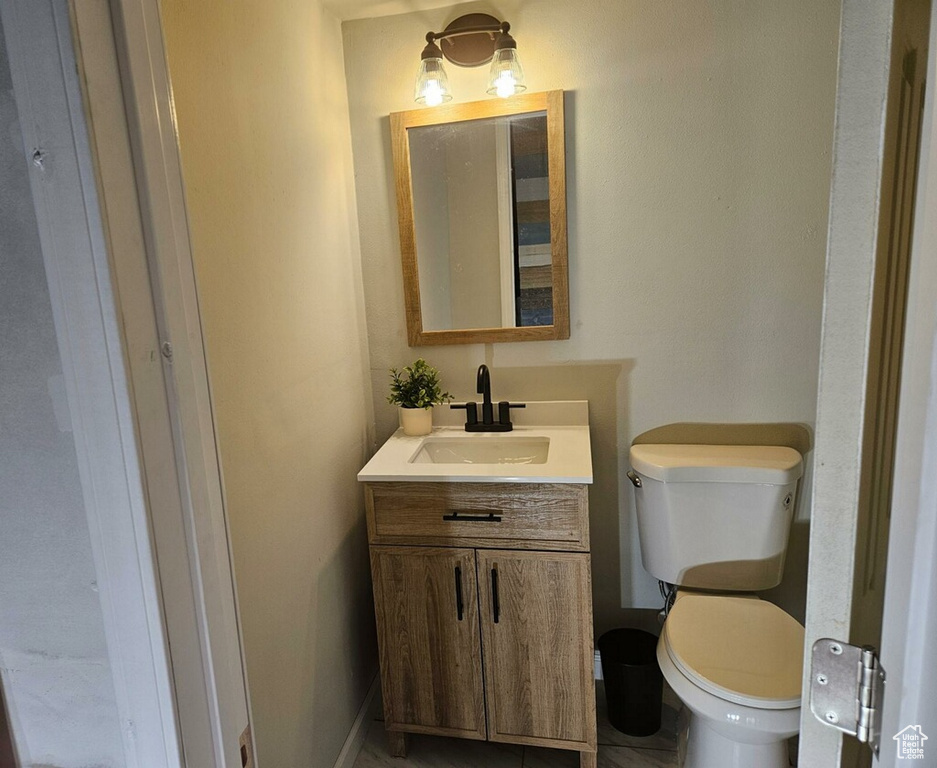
629,444,803,591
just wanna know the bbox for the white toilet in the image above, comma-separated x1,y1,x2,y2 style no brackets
629,443,805,768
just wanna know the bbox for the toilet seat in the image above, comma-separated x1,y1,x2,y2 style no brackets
662,594,804,710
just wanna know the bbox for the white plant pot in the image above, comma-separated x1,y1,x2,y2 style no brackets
400,407,433,436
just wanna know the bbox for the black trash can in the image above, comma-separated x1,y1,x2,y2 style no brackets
598,628,663,737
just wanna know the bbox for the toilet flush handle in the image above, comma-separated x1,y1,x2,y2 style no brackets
627,470,642,488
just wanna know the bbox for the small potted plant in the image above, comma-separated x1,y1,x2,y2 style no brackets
387,358,453,436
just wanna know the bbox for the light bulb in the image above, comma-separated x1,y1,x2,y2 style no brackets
494,73,517,98
423,80,444,107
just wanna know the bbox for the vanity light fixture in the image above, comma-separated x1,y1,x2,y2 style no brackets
414,13,526,106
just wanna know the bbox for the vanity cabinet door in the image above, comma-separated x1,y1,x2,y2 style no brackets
370,546,487,740
477,550,597,751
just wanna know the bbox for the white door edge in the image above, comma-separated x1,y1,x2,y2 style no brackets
799,1,897,765
0,0,183,765
877,5,937,764
496,121,516,326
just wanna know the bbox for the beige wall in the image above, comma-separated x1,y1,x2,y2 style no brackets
343,0,841,631
160,1,377,766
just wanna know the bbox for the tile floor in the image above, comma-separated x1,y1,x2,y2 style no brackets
352,681,682,768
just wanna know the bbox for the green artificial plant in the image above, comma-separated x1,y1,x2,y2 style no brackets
387,358,453,410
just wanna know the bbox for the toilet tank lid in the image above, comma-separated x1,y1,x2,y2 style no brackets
630,444,803,484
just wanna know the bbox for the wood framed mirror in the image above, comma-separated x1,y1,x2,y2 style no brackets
390,90,568,346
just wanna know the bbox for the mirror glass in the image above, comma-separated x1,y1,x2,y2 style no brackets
391,91,568,346
409,112,552,331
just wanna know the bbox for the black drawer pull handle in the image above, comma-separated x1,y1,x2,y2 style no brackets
454,566,464,621
442,511,502,522
491,568,500,624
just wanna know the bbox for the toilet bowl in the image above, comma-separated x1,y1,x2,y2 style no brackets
658,592,803,768
628,441,806,768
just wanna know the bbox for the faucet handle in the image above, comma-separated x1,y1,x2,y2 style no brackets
497,401,525,427
451,401,478,427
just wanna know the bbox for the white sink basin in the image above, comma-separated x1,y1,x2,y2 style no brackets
356,401,592,484
410,436,550,465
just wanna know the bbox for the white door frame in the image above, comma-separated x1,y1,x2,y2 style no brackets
801,0,937,765
68,0,255,764
496,122,516,326
0,0,183,765
800,0,896,752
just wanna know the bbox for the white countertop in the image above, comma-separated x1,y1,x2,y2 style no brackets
357,401,593,484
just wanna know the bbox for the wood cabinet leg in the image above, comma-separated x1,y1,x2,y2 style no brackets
579,749,597,768
386,729,409,758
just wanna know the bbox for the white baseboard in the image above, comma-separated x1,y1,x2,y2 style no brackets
333,673,381,768
594,650,603,680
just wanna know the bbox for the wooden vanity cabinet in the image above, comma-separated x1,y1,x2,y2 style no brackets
369,546,487,740
365,482,597,768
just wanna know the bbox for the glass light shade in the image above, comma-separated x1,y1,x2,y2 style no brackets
414,57,452,106
486,48,526,98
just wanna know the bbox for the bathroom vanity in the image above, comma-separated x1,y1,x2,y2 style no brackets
358,402,596,767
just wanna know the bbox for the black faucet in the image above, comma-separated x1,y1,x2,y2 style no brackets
477,364,494,425
451,365,525,432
